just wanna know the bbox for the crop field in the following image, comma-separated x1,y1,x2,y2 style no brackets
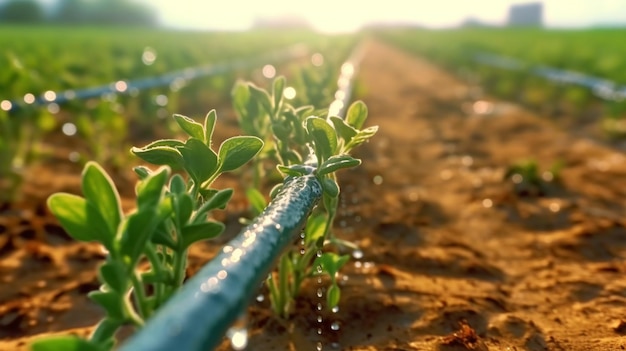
2,25,626,351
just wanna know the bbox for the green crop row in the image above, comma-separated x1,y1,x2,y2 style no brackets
0,26,359,205
373,27,626,137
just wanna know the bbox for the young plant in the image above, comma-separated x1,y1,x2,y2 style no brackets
504,158,563,196
30,110,262,351
233,76,377,317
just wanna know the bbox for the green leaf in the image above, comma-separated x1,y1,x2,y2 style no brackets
120,209,161,266
314,252,350,279
277,164,310,177
131,145,184,170
98,261,128,293
174,193,194,226
305,117,337,163
173,114,205,141
88,290,125,321
47,193,113,249
137,139,185,149
181,221,225,249
329,116,357,145
249,84,273,115
169,174,186,195
204,109,217,145
81,162,122,240
345,100,368,130
193,188,233,223
136,167,169,210
150,225,177,249
317,155,361,176
321,177,339,198
272,76,285,113
304,212,326,246
179,138,218,185
217,136,263,173
245,187,267,216
327,283,341,308
30,336,105,351
344,126,378,151
133,166,151,180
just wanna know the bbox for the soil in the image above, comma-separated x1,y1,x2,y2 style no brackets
2,38,626,351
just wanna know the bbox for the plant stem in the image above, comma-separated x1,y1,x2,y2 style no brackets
130,271,150,320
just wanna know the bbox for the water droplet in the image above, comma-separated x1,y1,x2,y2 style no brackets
482,198,493,208
300,248,306,255
317,315,323,323
316,288,323,298
372,175,383,185
316,265,323,274
256,294,264,302
331,322,340,331
331,342,341,349
352,249,363,260
317,277,322,284
317,328,323,335
316,341,323,350
317,303,323,311
300,232,306,239
226,326,248,350
331,306,339,313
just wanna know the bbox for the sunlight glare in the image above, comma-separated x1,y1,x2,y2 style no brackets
262,64,276,79
0,100,11,111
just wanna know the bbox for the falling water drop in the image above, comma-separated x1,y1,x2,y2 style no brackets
317,303,323,311
317,315,323,323
330,322,340,331
227,315,248,350
331,306,339,313
316,288,323,298
255,294,264,302
316,341,323,350
352,249,363,260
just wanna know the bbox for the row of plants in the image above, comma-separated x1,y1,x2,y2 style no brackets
374,27,626,136
29,65,377,349
0,27,359,205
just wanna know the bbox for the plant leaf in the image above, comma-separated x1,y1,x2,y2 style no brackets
181,221,225,249
174,193,194,226
327,283,341,308
179,138,218,185
345,100,368,129
136,167,169,210
305,117,337,163
98,261,128,293
249,84,273,115
133,166,151,180
314,252,350,279
136,139,185,149
81,162,122,241
272,76,285,114
329,116,357,145
47,193,113,249
193,188,233,223
204,109,217,145
217,136,263,173
30,336,105,351
120,208,161,266
245,187,267,216
88,290,126,321
321,177,339,198
169,174,186,195
344,125,378,151
150,224,177,249
173,114,205,141
131,145,184,170
277,164,310,177
317,155,361,176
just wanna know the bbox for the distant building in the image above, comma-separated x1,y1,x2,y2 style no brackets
507,2,543,27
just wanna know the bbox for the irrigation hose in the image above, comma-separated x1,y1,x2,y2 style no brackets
119,174,322,351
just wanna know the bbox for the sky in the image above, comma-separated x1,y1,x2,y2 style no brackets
134,0,626,32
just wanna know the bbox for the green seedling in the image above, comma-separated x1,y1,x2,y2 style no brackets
233,76,377,318
504,159,563,196
31,110,262,351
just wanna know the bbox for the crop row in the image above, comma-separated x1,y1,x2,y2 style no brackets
374,27,626,137
0,26,360,204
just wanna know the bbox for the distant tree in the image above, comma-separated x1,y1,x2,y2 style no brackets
0,0,45,23
53,0,157,26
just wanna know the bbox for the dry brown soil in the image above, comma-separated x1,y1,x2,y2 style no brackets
2,39,626,351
